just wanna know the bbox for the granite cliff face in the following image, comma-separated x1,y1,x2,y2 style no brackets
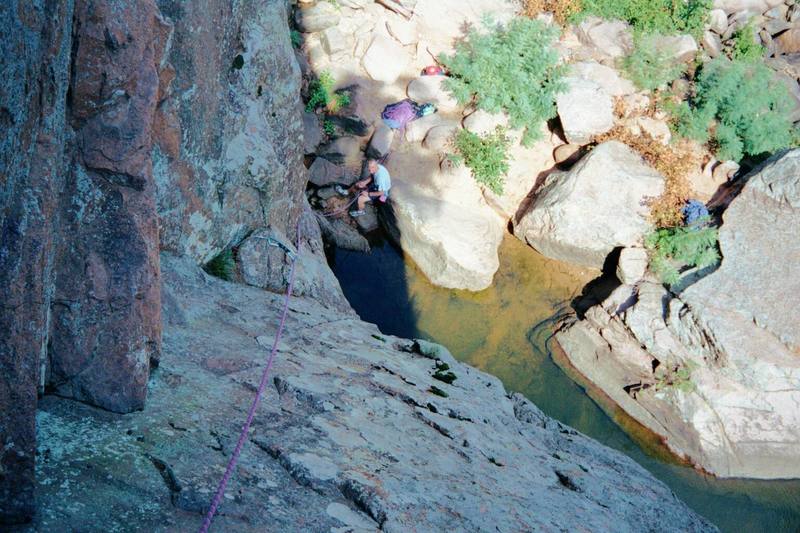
1,0,720,528
0,0,308,523
153,0,307,263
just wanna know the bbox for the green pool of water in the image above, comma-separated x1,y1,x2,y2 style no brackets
328,232,800,532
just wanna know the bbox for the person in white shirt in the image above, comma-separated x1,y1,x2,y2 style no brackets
338,159,391,217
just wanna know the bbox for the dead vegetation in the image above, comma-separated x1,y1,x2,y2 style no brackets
595,125,698,228
522,0,583,24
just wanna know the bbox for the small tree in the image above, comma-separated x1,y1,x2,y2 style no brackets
439,18,565,145
622,34,687,91
645,223,719,286
450,127,511,195
673,58,798,161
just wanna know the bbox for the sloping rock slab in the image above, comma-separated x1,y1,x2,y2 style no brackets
24,254,716,532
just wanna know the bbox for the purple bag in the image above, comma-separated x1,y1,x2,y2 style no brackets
381,99,421,130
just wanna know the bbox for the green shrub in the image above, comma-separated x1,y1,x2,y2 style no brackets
581,0,711,36
673,57,798,161
450,127,511,195
322,119,335,136
621,34,687,91
731,22,765,62
204,249,235,281
439,18,565,145
290,30,302,49
654,362,697,393
645,223,719,286
305,71,349,113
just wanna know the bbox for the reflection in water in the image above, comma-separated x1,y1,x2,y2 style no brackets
329,232,800,533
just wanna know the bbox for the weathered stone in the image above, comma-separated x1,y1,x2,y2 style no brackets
708,9,729,34
237,206,351,312
295,2,341,33
404,113,447,143
309,157,347,187
712,0,779,14
775,28,800,54
0,1,75,522
318,136,364,170
354,203,381,232
462,109,509,136
387,18,419,46
576,17,634,59
554,143,583,166
712,160,740,182
636,117,672,145
321,26,349,58
514,141,664,269
51,0,167,414
25,255,716,532
304,112,324,154
483,130,560,221
652,34,699,62
316,213,371,252
556,77,614,145
616,248,649,285
383,178,505,291
362,34,409,83
407,75,459,111
154,0,307,264
423,124,459,151
701,30,723,57
367,122,395,158
557,150,800,479
340,0,370,7
570,61,636,96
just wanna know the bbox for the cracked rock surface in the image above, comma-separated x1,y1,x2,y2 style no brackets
21,254,715,532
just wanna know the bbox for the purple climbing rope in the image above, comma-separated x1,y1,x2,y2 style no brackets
198,226,301,533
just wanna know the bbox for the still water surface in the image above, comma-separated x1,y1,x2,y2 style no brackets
328,231,800,532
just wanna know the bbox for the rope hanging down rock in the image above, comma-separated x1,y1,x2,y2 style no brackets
198,225,301,533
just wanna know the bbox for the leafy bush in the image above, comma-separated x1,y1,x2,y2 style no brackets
730,22,765,62
450,127,511,195
673,57,798,161
203,249,235,281
322,119,335,136
305,71,349,113
581,0,711,36
439,18,565,145
645,223,719,285
622,34,687,91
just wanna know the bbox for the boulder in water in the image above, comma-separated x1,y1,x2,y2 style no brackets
514,141,664,269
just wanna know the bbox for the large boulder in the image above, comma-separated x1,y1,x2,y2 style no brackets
569,61,636,96
362,34,409,84
576,17,634,59
383,174,505,292
294,2,341,33
557,150,800,479
514,141,664,269
556,77,614,145
237,205,351,312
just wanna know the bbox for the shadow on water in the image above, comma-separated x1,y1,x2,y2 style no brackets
328,230,800,533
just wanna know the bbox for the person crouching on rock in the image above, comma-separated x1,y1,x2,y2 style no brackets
336,159,391,218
